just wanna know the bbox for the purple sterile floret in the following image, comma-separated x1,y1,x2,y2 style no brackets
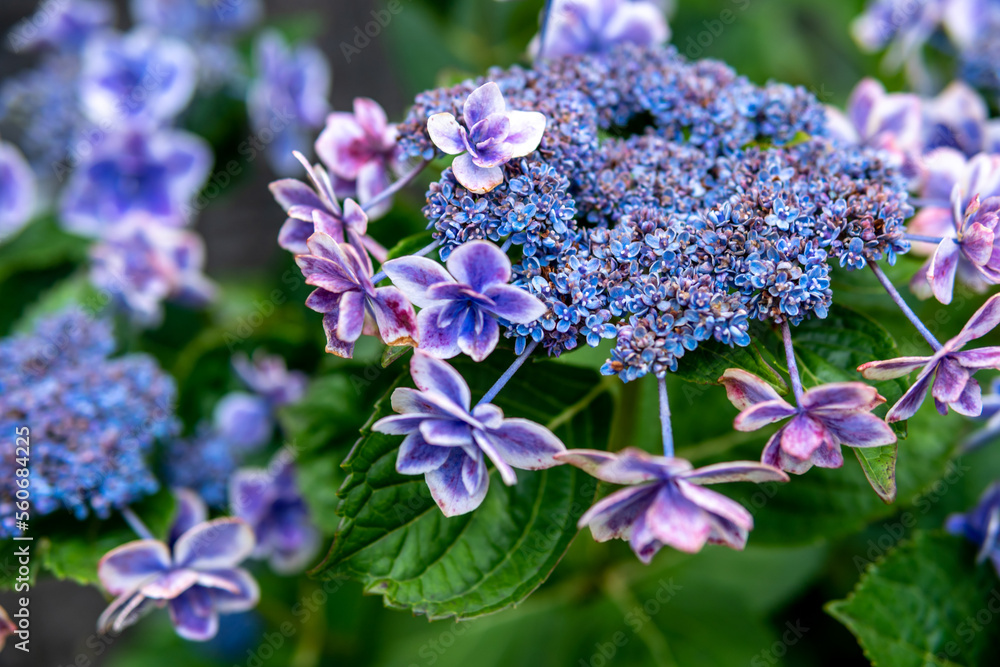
382,240,547,361
532,0,670,60
315,97,402,219
859,294,1000,421
229,456,320,574
97,489,259,641
232,351,307,408
270,153,386,261
0,140,36,239
296,231,418,357
946,482,1000,576
556,447,787,562
371,352,566,516
720,369,897,474
426,82,546,194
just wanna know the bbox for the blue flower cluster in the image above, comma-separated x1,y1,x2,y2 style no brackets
396,43,911,381
0,310,178,535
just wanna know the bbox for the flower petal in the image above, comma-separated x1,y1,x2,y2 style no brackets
415,305,463,359
321,312,355,358
504,110,546,158
718,369,784,410
140,569,199,600
420,419,474,447
168,587,218,642
170,488,208,547
680,461,789,485
457,311,500,362
933,358,971,405
952,378,983,417
463,82,506,128
369,286,419,347
446,240,512,293
173,518,255,570
801,382,884,412
337,290,366,343
472,431,518,486
858,356,932,380
425,448,489,516
98,540,171,596
577,484,658,542
886,364,937,422
451,154,503,194
821,412,897,447
779,414,829,460
482,418,566,470
426,113,467,155
353,97,388,140
269,178,324,212
409,351,472,411
675,480,753,532
397,432,451,474
382,256,455,308
481,283,547,323
954,347,1000,369
953,294,1000,348
204,568,260,614
643,486,712,554
927,237,961,305
732,398,797,432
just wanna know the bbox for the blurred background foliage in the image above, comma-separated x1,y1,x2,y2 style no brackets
1,0,999,666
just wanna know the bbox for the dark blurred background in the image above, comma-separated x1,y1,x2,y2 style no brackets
0,1,893,665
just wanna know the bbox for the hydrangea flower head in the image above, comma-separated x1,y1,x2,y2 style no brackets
296,231,418,357
212,392,273,452
0,310,178,535
229,456,320,574
80,28,198,126
859,294,1000,421
315,98,401,218
557,448,787,562
533,0,670,60
372,352,566,516
248,30,330,176
921,81,1000,157
0,140,36,239
97,489,259,641
946,482,1000,576
383,240,547,361
427,82,546,193
131,0,263,38
720,369,897,474
89,218,215,324
59,128,212,236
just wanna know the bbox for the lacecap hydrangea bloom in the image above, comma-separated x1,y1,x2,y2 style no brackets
0,309,178,536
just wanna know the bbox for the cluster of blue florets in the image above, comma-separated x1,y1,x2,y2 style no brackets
0,310,179,535
396,42,911,381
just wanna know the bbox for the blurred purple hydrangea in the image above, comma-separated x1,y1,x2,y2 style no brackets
860,294,1000,421
213,393,273,452
427,82,546,193
372,352,566,516
0,140,36,240
10,0,115,53
946,482,1000,576
247,30,330,176
720,369,896,475
229,455,320,574
59,128,212,236
532,0,670,60
557,448,787,562
383,240,547,361
80,28,198,126
921,81,1000,158
315,97,402,219
131,0,262,38
98,489,259,641
89,218,215,324
232,351,307,408
0,309,179,536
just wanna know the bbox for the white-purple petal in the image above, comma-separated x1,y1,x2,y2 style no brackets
481,283,547,323
482,419,566,470
409,351,472,411
369,286,419,348
451,154,504,194
415,305,463,360
463,82,506,128
382,256,455,308
426,113,467,155
168,587,218,642
396,432,451,475
425,448,489,516
719,369,784,410
173,519,255,570
732,398,797,432
98,540,171,596
457,312,500,362
446,240,512,293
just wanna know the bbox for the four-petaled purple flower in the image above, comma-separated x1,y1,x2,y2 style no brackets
383,240,547,361
532,0,670,60
80,27,197,126
720,369,897,474
97,489,259,641
371,352,566,516
556,448,787,562
919,191,1000,304
946,482,1000,577
315,97,401,219
859,294,1000,422
296,231,418,357
59,128,212,236
229,456,320,574
0,140,36,239
426,82,545,194
270,153,387,261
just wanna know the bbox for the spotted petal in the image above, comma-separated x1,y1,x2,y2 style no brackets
483,418,566,470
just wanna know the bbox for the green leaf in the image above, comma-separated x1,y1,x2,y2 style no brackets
672,326,787,394
827,532,1000,667
383,230,436,261
380,344,411,368
791,304,909,502
312,354,613,620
